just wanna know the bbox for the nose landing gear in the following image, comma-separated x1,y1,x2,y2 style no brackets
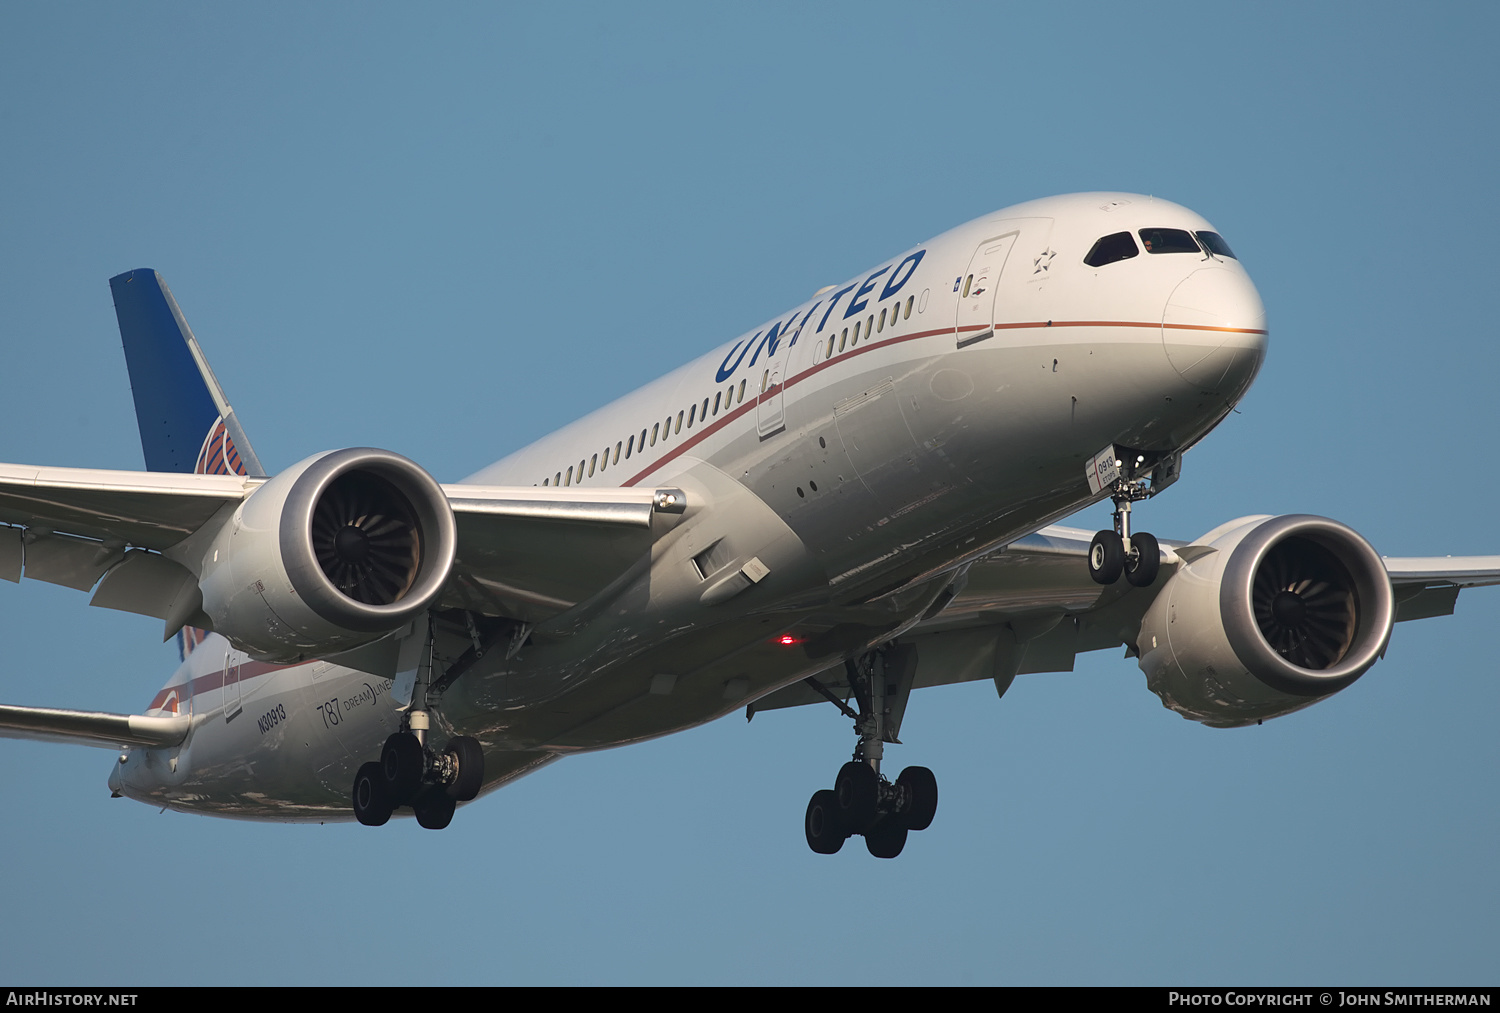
1086,446,1174,588
802,645,937,859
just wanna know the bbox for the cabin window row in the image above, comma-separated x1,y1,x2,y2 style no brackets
539,377,753,486
814,294,915,364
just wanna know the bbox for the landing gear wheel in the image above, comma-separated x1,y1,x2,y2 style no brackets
897,765,938,831
1124,531,1160,587
444,736,485,802
865,820,908,859
381,732,424,805
352,762,393,827
805,789,845,854
834,761,878,835
1088,530,1124,585
413,787,457,830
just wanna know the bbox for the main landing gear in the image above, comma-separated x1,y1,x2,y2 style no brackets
351,610,490,830
1087,452,1167,589
352,713,486,830
803,645,937,859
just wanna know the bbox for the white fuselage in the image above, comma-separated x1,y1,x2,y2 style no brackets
111,192,1267,820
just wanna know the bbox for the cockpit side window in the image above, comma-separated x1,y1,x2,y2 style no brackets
1083,231,1139,267
1138,228,1200,254
1195,231,1237,259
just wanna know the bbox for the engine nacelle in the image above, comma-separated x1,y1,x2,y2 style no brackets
1136,514,1394,727
191,448,457,661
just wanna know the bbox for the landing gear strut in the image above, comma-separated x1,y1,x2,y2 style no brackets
803,645,936,859
1087,448,1170,588
351,612,487,829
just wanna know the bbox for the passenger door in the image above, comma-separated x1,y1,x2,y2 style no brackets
955,233,1018,348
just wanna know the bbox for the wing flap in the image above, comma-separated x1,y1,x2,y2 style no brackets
1383,556,1500,588
440,484,684,621
0,703,190,750
0,463,251,549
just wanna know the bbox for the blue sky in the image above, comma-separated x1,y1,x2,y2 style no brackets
1,3,1497,985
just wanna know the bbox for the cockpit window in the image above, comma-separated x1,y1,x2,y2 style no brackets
1083,231,1139,267
1195,231,1237,259
1138,228,1200,254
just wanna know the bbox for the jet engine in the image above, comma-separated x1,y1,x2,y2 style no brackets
189,448,457,661
1135,514,1394,727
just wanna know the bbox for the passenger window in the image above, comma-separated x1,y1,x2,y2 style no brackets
688,404,696,428
578,460,585,481
1195,231,1237,259
839,328,847,352
675,411,683,434
651,423,659,446
626,435,634,459
904,295,913,319
878,307,886,332
1083,232,1139,267
543,477,549,486
866,314,873,340
701,397,709,419
714,391,722,415
1138,228,1200,254
555,472,562,486
566,466,573,486
962,274,972,298
613,442,621,465
761,369,769,393
853,321,860,345
589,454,597,477
827,335,836,357
738,379,746,402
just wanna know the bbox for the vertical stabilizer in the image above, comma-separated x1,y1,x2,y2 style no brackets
109,269,265,479
110,269,266,660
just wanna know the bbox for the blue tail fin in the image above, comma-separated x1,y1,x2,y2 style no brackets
109,269,265,479
110,269,264,662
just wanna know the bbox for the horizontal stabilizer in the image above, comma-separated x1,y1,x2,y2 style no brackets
0,703,190,750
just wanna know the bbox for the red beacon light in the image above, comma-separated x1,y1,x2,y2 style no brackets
774,633,802,646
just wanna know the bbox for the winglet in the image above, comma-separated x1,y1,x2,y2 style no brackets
109,269,265,478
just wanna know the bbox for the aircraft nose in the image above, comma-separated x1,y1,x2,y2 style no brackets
1161,265,1267,395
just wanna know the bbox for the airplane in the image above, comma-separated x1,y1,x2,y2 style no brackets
2,191,1496,859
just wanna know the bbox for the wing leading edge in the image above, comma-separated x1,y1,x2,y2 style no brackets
748,526,1500,715
0,461,683,625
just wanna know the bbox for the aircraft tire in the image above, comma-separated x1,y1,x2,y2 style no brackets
1124,531,1160,587
865,820,908,859
353,762,393,827
444,736,485,801
1088,530,1125,584
897,765,938,832
805,789,845,854
413,788,457,830
834,761,878,835
381,732,424,805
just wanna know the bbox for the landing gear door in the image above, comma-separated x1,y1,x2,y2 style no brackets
955,232,1017,348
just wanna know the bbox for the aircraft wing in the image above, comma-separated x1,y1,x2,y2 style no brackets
0,462,679,622
748,526,1500,715
0,703,191,750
